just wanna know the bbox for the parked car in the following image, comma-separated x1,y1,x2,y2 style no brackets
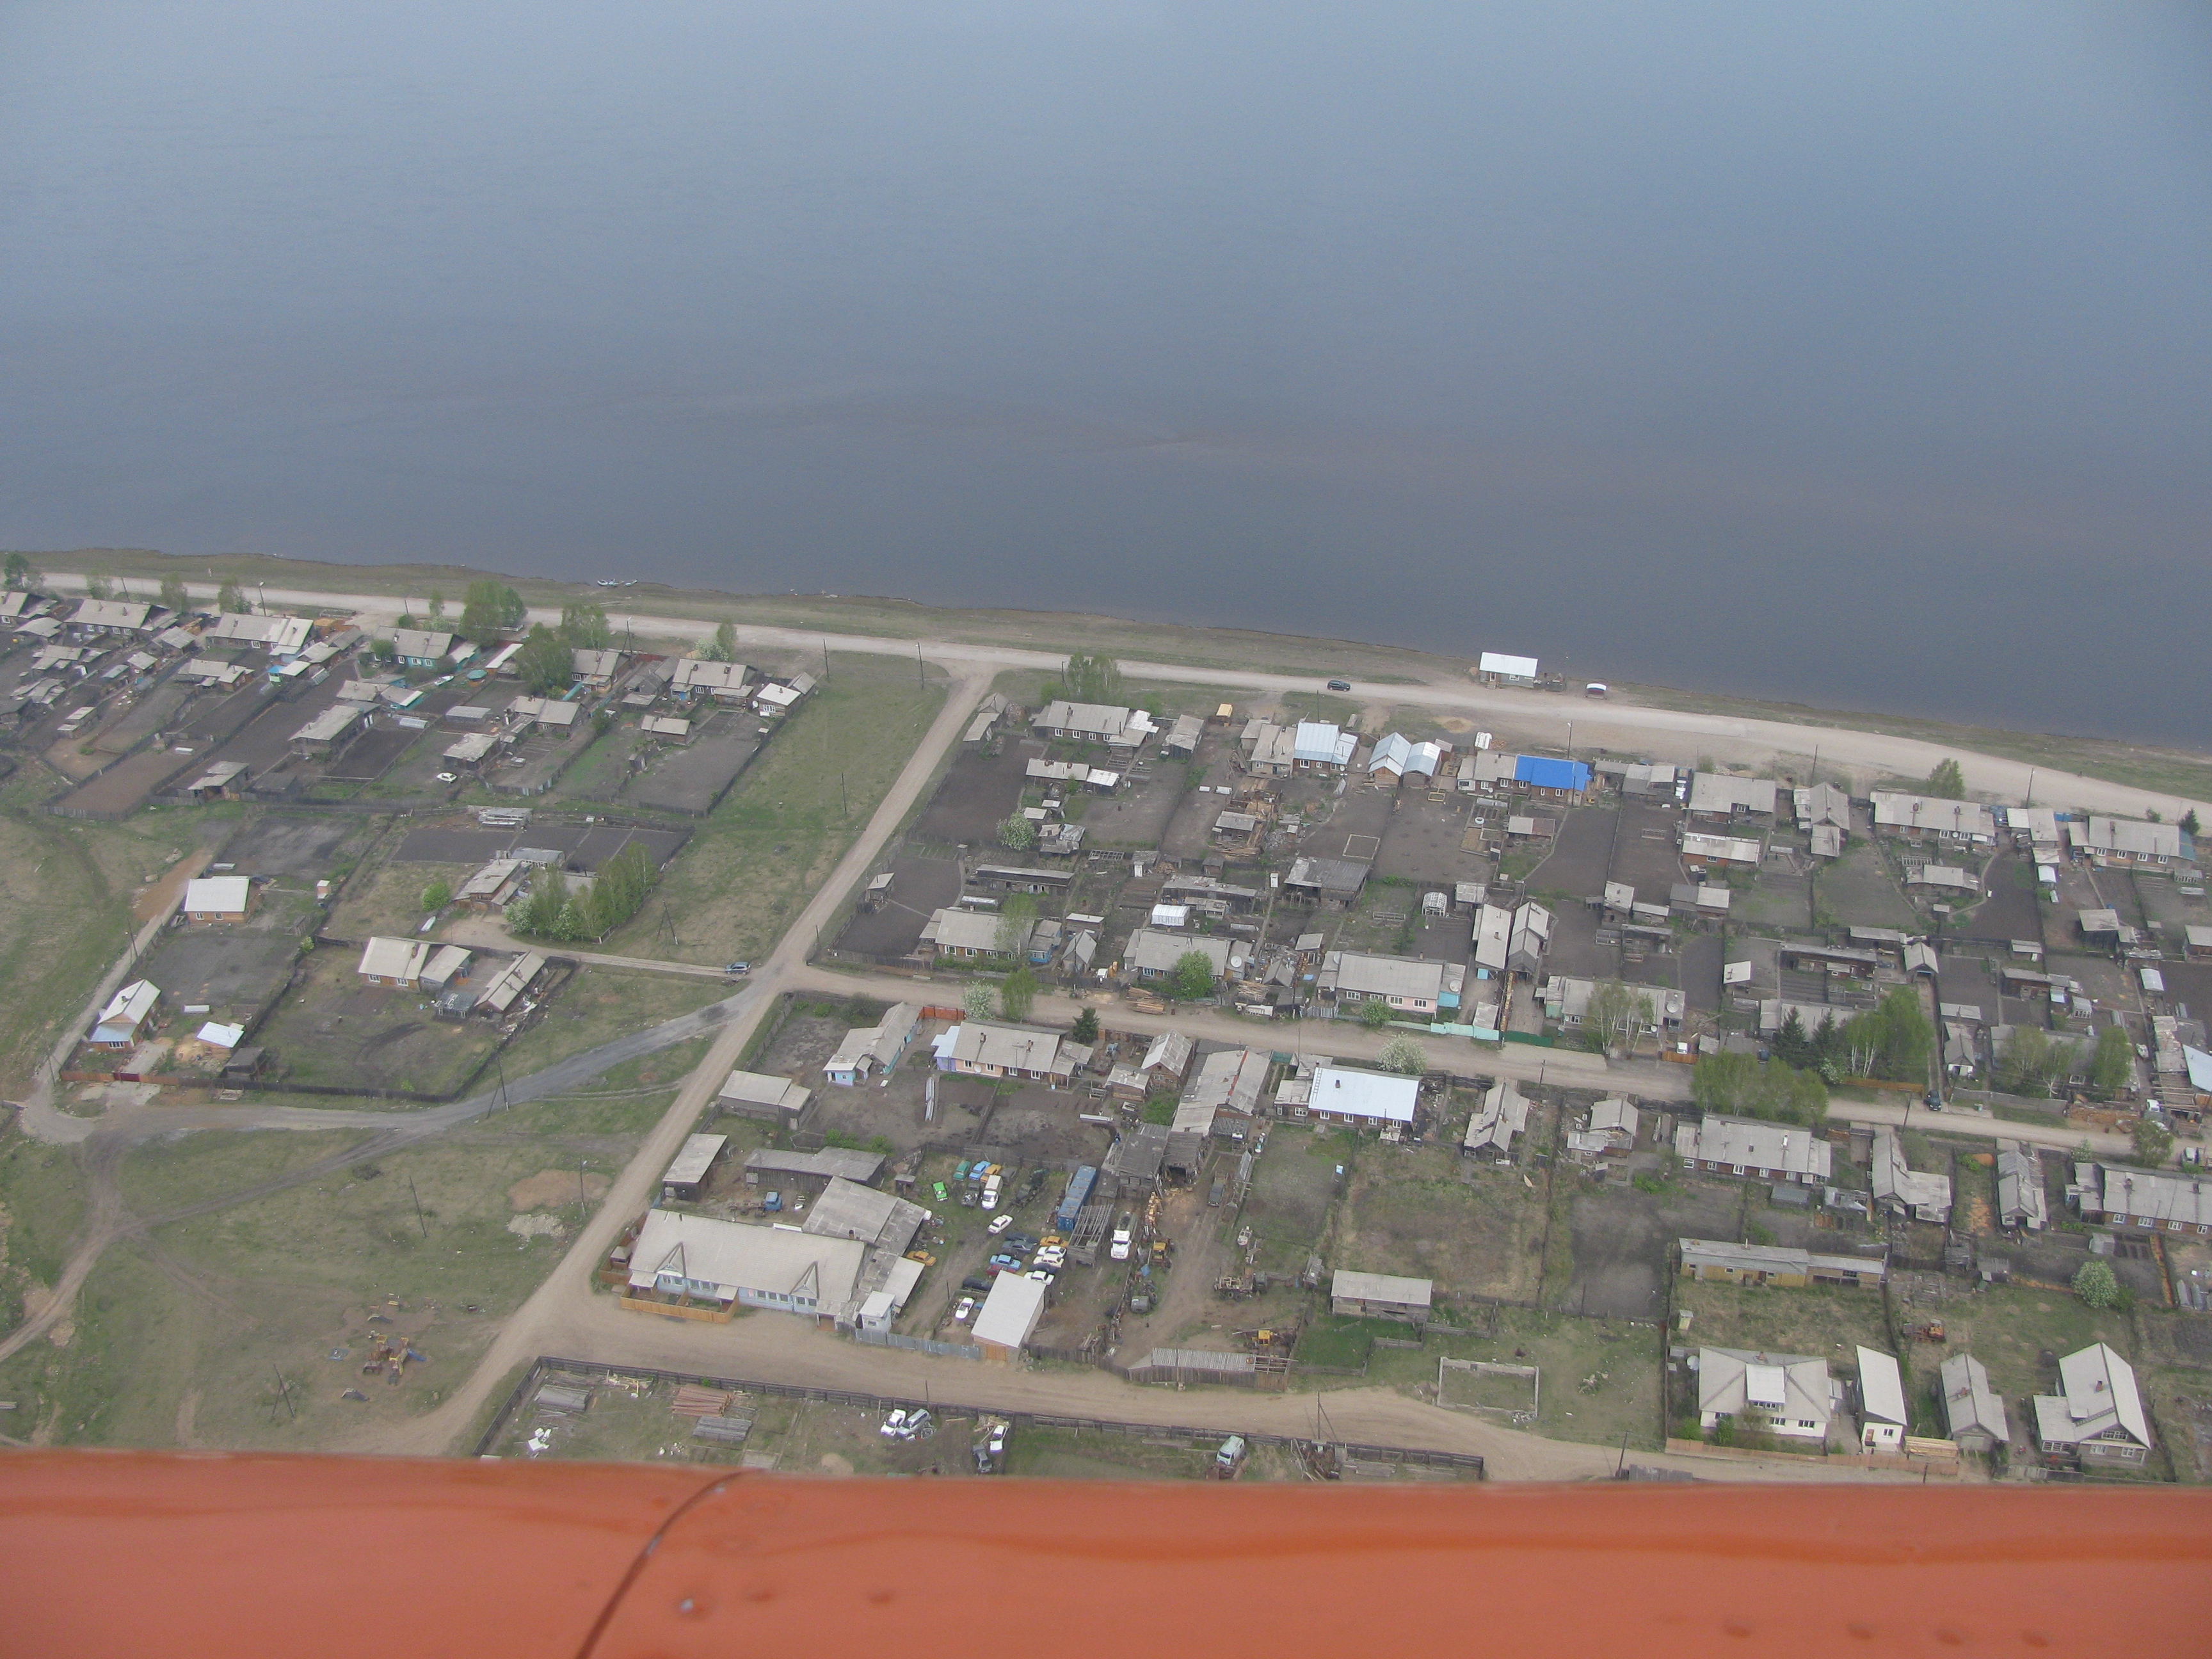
1032,1247,1066,1269
1025,1269,1055,1283
1006,1233,1039,1254
879,1409,911,1439
986,1214,1013,1235
961,1275,992,1294
1110,1214,1134,1262
762,1190,781,1213
952,1296,976,1323
987,1253,1024,1272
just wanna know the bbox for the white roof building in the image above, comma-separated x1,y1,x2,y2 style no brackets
357,937,430,984
70,598,154,632
1939,1353,2010,1450
972,1270,1048,1353
92,979,160,1046
2069,817,2193,862
1477,651,1539,682
1292,721,1358,767
1307,1065,1417,1125
1687,773,1779,817
1857,1347,1908,1449
1367,732,1443,780
919,907,1010,956
625,1210,863,1317
670,659,751,695
181,875,251,918
717,1069,815,1118
1869,793,1997,841
1697,1347,1833,1440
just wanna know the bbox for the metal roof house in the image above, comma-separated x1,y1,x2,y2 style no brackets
2080,1164,2212,1235
1307,1065,1418,1127
1696,1347,1833,1442
90,979,160,1048
1331,1270,1433,1321
1868,793,1997,844
1675,1115,1832,1184
180,875,252,922
1291,721,1358,773
1855,1347,1908,1450
1687,773,1779,821
1366,732,1443,784
1463,1079,1529,1158
625,1210,863,1324
931,1021,1082,1085
357,936,430,987
1477,651,1539,686
1514,755,1590,801
1997,1142,2048,1231
1871,1126,1952,1224
389,629,456,668
2068,816,2195,869
918,906,1009,959
1472,903,1514,974
2032,1343,2151,1469
823,1003,922,1086
1940,1353,2010,1453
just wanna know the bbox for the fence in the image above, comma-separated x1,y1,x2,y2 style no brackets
854,1327,982,1361
474,1354,1482,1477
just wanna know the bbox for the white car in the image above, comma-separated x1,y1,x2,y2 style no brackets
1025,1269,1055,1283
1032,1247,1066,1269
1109,1228,1133,1262
434,771,458,783
953,1296,976,1323
986,1214,1013,1235
879,1409,911,1439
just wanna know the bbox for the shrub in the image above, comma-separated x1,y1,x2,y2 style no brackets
2073,1258,2119,1310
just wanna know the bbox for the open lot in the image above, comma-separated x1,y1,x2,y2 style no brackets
1372,787,1490,890
1355,1306,1665,1450
1076,762,1188,849
250,946,515,1096
219,813,369,878
1961,849,2044,945
831,854,961,960
911,741,1032,847
626,716,762,816
136,897,318,1027
1815,840,1918,931
1673,1279,1892,1390
1605,800,1688,907
1239,1131,1340,1276
330,856,466,941
597,653,947,966
54,744,200,818
1336,1138,1550,1304
0,1065,682,1452
1527,806,1615,901
1567,1173,1740,1321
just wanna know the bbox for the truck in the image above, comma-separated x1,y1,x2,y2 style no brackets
981,1173,1002,1210
1109,1213,1134,1262
1052,1165,1098,1234
1213,1436,1246,1479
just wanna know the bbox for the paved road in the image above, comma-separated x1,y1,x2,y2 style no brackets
56,573,2209,822
351,667,996,1455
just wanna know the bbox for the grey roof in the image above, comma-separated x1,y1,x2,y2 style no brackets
1463,1080,1529,1154
1870,793,1997,838
1676,1115,1833,1180
662,1133,729,1189
1319,950,1463,1004
1100,1122,1169,1185
2087,1164,2212,1228
2070,817,2192,860
1996,1141,2048,1230
1871,1126,1952,1220
742,1147,885,1183
1286,855,1370,896
1696,1347,1831,1430
800,1176,929,1254
1331,1269,1432,1309
1678,1238,1884,1281
2034,1343,2150,1450
1687,773,1779,815
1123,929,1240,978
1939,1353,2009,1443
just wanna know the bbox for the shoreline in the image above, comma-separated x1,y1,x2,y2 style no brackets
15,543,2212,807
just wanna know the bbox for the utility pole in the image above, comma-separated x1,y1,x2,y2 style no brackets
2024,768,2035,808
272,1366,296,1422
822,636,831,679
406,1174,428,1238
578,1156,589,1214
915,641,924,691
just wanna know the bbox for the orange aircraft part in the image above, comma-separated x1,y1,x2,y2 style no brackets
3,1451,2209,1659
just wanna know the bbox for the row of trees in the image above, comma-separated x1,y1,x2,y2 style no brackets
1690,1050,1829,1126
1769,986,1933,1084
1997,1022,2132,1100
506,603,618,694
506,845,657,943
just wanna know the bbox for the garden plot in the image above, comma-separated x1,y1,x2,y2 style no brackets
1238,1132,1342,1277
1673,1279,1891,1375
912,741,1034,847
250,947,513,1096
1567,1176,1740,1322
1077,763,1188,850
1815,842,1918,931
1372,789,1491,889
831,854,961,960
218,813,370,878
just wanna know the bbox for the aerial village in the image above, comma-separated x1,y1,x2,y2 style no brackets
5,575,2209,1480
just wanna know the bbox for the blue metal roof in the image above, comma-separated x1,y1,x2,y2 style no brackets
1514,756,1591,792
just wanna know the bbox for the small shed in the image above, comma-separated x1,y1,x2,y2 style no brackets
181,875,252,923
661,1133,730,1202
1330,1269,1432,1323
972,1271,1048,1361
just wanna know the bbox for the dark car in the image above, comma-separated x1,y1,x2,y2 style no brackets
961,1274,992,1294
1326,678,1351,691
1006,1233,1039,1254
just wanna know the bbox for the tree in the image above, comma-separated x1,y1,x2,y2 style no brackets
999,966,1038,1022
2,552,33,589
159,573,189,613
427,589,447,623
997,813,1036,851
421,878,453,913
1770,1009,1811,1069
581,843,656,937
2072,1258,2120,1310
2132,1115,2174,1169
1925,758,1966,799
994,894,1038,958
2088,1023,2133,1099
961,981,998,1020
1583,979,1655,1054
2183,809,2201,838
514,623,573,694
83,573,112,601
1356,998,1392,1031
1998,1025,2081,1098
369,637,396,662
1841,986,1933,1082
218,579,250,613
1692,1050,1758,1115
458,579,524,642
1071,1007,1100,1045
559,601,611,650
1379,1036,1428,1075
1061,653,1123,705
697,620,737,662
1169,950,1217,1004
1691,1051,1825,1125
511,869,571,939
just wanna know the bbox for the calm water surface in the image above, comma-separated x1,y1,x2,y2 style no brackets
3,3,2208,741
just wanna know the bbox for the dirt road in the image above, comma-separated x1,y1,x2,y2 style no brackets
50,572,2207,822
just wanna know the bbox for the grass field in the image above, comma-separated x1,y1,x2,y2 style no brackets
0,1137,90,1330
1380,1308,1664,1450
1240,1130,1342,1277
0,1078,684,1450
0,776,243,1095
328,858,465,940
598,652,945,967
492,968,731,1081
252,948,506,1096
1676,1279,1892,1369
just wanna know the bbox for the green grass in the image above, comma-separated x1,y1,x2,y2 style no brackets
1381,1308,1664,1450
597,652,946,966
1295,1313,1397,1370
0,1138,90,1327
491,970,730,1082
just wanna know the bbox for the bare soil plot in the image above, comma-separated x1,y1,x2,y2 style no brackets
252,947,508,1096
317,722,423,785
54,744,199,817
1077,764,1187,849
1527,806,1615,901
1338,1142,1548,1304
1567,1176,1738,1321
627,723,761,815
1674,932,1724,1013
1543,899,1614,981
1607,800,1687,904
2156,960,2212,1022
1157,735,1244,860
1372,788,1489,888
136,906,314,1027
832,854,961,959
912,741,1034,847
2132,871,2212,934
1960,850,2044,945
221,814,369,878
1674,1279,1890,1373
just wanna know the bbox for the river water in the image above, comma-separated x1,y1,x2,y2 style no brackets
3,3,2208,742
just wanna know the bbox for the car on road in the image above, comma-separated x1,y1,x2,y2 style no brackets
952,1296,975,1323
986,1214,1013,1235
724,961,750,975
1326,678,1352,691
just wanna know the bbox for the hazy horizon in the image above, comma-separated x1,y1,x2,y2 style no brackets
3,3,2208,742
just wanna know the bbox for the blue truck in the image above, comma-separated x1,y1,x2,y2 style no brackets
1052,1165,1098,1234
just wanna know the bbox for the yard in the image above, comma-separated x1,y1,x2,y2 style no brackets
1379,1307,1664,1450
1674,1279,1892,1377
1335,1140,1551,1304
328,855,465,942
1815,841,1918,931
0,776,241,1095
490,967,733,1082
1238,1130,1342,1277
598,652,946,966
0,1068,686,1452
250,946,511,1097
